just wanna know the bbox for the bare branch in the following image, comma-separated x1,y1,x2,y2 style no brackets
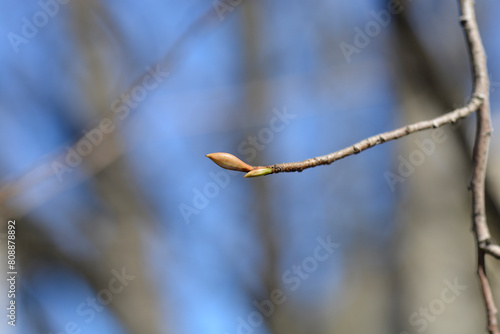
207,95,482,175
206,95,482,175
482,242,500,260
206,0,499,332
261,96,482,174
460,0,497,332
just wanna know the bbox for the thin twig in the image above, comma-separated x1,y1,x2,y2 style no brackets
260,95,483,173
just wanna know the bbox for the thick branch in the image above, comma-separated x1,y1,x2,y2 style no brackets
461,0,497,333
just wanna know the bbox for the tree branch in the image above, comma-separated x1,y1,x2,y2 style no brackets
206,95,482,177
207,0,498,332
261,95,483,174
459,0,497,332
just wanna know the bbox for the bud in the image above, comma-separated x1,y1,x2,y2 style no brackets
244,167,273,178
206,152,253,172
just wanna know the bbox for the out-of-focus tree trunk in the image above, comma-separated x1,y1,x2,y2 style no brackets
239,2,299,333
5,2,166,333
68,2,163,332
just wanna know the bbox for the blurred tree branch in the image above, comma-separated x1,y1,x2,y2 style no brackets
0,4,225,215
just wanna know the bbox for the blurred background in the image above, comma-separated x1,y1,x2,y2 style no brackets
0,0,499,333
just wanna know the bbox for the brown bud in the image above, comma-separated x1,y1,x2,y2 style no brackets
206,152,253,172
